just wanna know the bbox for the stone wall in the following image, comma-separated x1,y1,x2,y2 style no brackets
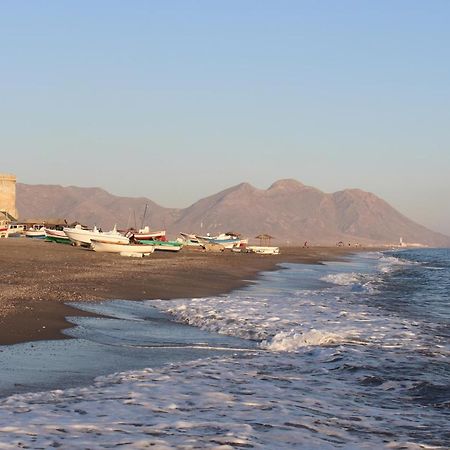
0,173,18,220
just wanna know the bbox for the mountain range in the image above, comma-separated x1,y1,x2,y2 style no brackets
16,179,450,246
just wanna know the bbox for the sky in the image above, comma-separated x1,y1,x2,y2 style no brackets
1,1,449,235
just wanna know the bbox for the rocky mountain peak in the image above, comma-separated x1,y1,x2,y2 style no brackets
268,179,305,191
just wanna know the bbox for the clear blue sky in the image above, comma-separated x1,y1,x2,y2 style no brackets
1,1,449,234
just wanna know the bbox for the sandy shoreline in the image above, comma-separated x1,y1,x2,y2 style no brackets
0,239,373,345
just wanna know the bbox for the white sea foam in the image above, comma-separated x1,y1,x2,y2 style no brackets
321,272,362,286
148,292,365,353
320,252,417,293
263,329,343,351
150,252,449,358
377,253,417,273
320,271,381,294
154,289,428,353
0,352,446,449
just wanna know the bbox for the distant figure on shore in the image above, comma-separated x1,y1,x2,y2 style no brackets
303,241,308,248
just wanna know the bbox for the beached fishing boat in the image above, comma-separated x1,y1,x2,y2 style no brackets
6,223,25,237
45,228,71,244
25,225,47,239
179,232,202,247
125,204,167,241
0,220,8,238
135,239,183,252
246,245,280,255
64,224,129,246
90,239,155,255
195,232,248,249
131,226,167,241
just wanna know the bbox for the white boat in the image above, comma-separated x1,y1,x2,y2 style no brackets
0,219,8,238
195,232,248,249
64,224,129,246
135,238,183,252
149,242,182,252
44,228,71,244
6,223,25,237
179,232,202,247
91,239,155,254
25,225,47,239
44,228,66,237
246,246,280,255
131,226,167,241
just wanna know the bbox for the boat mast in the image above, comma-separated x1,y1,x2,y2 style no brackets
141,203,148,229
126,209,132,229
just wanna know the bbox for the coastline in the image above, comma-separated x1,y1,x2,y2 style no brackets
0,239,377,345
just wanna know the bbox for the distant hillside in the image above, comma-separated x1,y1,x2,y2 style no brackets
16,184,180,231
16,180,450,246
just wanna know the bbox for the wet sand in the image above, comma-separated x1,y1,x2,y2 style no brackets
0,239,373,345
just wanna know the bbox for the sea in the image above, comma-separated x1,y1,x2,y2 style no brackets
0,248,448,449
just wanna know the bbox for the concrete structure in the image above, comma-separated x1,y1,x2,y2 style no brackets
0,173,18,220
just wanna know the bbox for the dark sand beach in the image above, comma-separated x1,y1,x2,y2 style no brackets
0,239,369,345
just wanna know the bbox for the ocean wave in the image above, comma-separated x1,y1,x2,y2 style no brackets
148,255,439,357
149,295,382,354
321,272,361,286
149,293,364,352
262,329,344,351
377,254,418,273
320,272,379,293
407,381,450,408
149,295,358,352
320,253,418,293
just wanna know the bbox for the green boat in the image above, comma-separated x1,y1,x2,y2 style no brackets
136,239,183,252
45,235,71,244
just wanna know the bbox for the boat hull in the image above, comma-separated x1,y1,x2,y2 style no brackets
133,230,166,241
91,240,155,254
179,233,202,247
247,246,280,255
64,227,129,246
25,230,47,239
197,238,246,249
136,240,182,252
46,235,71,244
6,224,25,237
195,234,248,249
44,228,70,243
